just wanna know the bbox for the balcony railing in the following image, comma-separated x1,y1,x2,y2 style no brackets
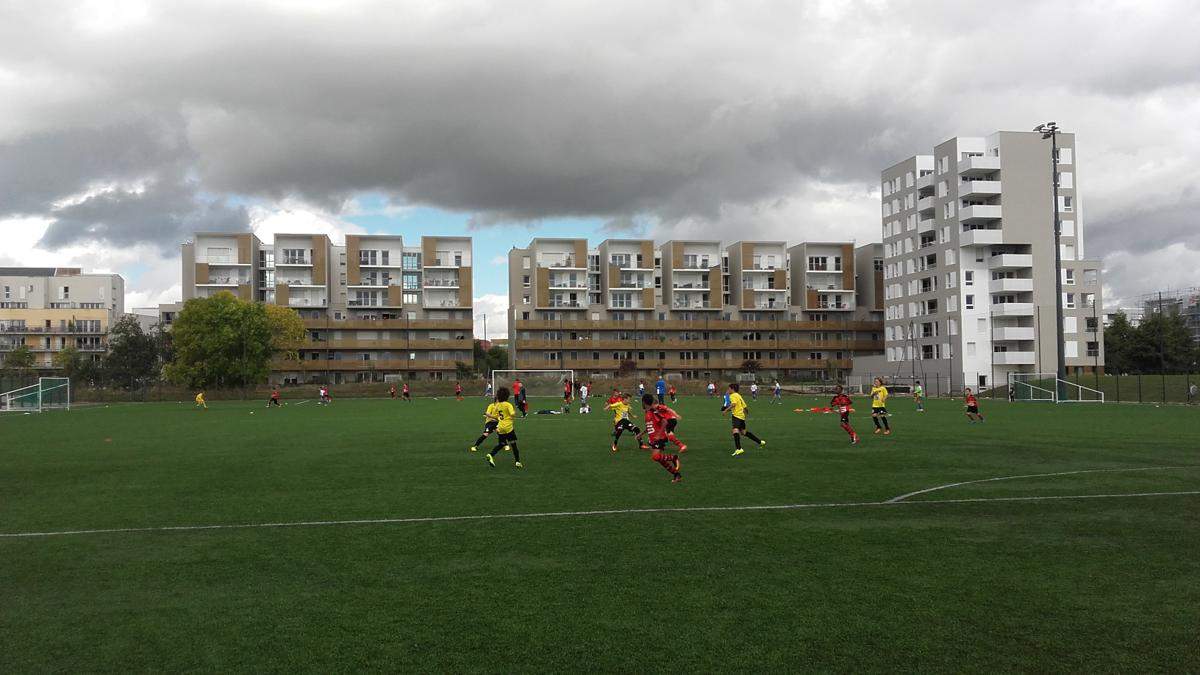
423,280,460,288
278,257,312,265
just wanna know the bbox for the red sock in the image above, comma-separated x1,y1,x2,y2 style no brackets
667,433,684,449
841,423,856,438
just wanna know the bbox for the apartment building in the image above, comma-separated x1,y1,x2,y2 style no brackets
880,130,1105,390
180,233,473,383
507,238,883,381
0,267,125,370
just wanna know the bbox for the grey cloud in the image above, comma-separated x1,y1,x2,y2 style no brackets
38,177,248,251
1,0,1199,306
1087,186,1200,256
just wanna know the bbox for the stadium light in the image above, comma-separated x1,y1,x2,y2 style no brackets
1036,121,1067,395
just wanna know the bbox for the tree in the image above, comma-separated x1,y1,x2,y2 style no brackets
741,359,761,373
52,346,83,380
166,292,290,388
1103,311,1137,374
472,341,509,376
455,361,476,380
264,304,305,363
1134,311,1199,373
105,315,160,389
2,345,35,382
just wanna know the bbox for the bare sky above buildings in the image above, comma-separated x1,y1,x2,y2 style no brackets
1,0,1198,332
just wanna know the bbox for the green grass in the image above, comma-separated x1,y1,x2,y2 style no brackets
2,395,1198,672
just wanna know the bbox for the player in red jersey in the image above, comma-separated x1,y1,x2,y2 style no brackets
641,394,682,483
667,383,677,403
801,385,858,445
641,393,686,452
964,387,985,423
267,387,281,408
389,384,397,400
401,382,411,402
455,382,464,401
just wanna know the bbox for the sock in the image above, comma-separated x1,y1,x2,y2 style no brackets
668,433,684,449
873,416,882,429
733,433,742,449
881,417,890,431
841,422,855,438
744,431,762,444
511,445,520,463
473,434,489,447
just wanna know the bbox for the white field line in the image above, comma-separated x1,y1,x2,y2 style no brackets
885,466,1199,503
2,489,1198,540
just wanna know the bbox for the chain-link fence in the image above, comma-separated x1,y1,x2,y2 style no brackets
846,371,1200,404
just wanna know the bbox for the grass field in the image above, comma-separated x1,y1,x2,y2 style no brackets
2,394,1199,672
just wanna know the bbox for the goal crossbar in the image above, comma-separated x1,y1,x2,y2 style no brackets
491,369,576,398
0,377,71,413
1009,372,1103,404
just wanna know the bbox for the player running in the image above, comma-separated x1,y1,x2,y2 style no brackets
667,383,677,403
389,384,397,400
469,392,502,452
641,394,682,483
870,378,890,435
483,388,522,469
267,388,281,408
605,392,644,453
317,385,332,406
964,388,985,423
455,382,464,401
722,383,766,457
401,382,411,402
913,380,925,412
750,382,759,400
194,391,207,410
641,393,687,453
772,380,783,404
800,385,858,445
706,381,716,397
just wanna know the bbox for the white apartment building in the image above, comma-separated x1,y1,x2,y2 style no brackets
0,267,125,369
880,131,1105,390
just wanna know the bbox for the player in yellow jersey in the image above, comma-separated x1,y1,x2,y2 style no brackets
469,395,502,452
604,392,645,453
870,377,891,435
484,387,522,468
721,383,765,457
194,391,207,409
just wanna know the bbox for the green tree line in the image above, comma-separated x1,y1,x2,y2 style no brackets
1104,310,1200,374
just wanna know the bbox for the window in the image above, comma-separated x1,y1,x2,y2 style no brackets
1064,269,1075,285
964,271,974,286
403,292,419,304
965,294,975,310
807,256,828,271
402,253,421,270
1057,147,1073,164
1065,293,1076,309
1086,341,1099,357
1060,195,1073,212
522,275,530,288
966,342,976,357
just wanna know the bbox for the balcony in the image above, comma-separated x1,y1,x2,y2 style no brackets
288,297,328,308
958,155,1001,176
423,280,460,289
198,277,247,287
276,257,312,267
916,173,934,189
991,302,1035,317
671,302,717,311
544,257,583,269
548,282,587,291
960,180,1002,198
992,326,1036,341
992,350,1036,365
672,283,710,290
917,196,936,213
988,254,1033,270
990,278,1033,293
918,216,935,232
959,205,1003,224
960,229,1004,247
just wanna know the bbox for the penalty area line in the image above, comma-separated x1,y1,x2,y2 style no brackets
886,465,1200,504
1,490,1198,540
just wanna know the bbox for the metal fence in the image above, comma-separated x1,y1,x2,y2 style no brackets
848,371,1200,404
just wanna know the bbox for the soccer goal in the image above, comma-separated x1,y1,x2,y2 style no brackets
0,377,71,413
491,369,575,398
1009,372,1103,403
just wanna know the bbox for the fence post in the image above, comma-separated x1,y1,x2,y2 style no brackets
1161,371,1167,404
1115,375,1120,403
1137,374,1142,403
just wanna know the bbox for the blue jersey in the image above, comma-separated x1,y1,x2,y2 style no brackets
656,380,666,395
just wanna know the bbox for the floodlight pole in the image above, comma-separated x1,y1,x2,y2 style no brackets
1036,122,1067,397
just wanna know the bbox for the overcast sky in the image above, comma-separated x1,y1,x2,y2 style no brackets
2,0,1198,337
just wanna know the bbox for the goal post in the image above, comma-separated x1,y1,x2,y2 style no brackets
0,377,71,413
491,369,575,399
1009,372,1103,403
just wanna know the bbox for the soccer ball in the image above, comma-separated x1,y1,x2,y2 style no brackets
250,411,255,415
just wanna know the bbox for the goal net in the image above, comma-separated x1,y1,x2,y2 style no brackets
1009,372,1103,403
0,377,71,413
491,369,575,399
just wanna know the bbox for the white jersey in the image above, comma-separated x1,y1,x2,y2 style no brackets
750,384,759,394
580,385,589,398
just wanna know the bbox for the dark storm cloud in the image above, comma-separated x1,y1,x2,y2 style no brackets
1087,186,1200,256
1,0,1198,299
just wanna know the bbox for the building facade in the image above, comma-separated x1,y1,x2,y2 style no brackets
1141,288,1200,343
0,267,125,370
506,238,883,380
180,232,473,383
880,131,1105,390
